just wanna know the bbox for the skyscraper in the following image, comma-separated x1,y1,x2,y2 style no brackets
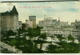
0,6,19,32
29,16,36,28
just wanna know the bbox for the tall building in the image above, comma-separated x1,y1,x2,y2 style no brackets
29,16,36,28
0,6,19,32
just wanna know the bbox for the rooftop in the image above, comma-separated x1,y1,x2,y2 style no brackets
0,6,18,16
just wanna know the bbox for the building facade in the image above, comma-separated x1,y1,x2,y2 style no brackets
71,20,80,41
29,16,36,28
25,20,33,29
38,17,79,38
0,6,19,32
18,21,22,29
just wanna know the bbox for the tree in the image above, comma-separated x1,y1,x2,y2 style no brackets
27,26,43,40
2,30,16,43
47,44,60,53
68,34,74,42
10,39,17,46
6,30,16,36
37,33,47,50
35,26,43,36
54,40,79,53
56,34,64,42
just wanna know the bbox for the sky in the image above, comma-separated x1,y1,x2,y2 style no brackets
0,1,80,24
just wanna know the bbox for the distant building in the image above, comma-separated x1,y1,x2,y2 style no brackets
25,20,33,29
75,20,80,29
21,19,34,30
0,6,19,32
71,20,80,40
60,22,69,27
22,23,26,30
38,16,77,37
29,16,36,28
0,13,1,35
71,20,80,29
18,21,22,29
39,17,57,28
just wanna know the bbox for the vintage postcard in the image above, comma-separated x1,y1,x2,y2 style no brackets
0,0,80,53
